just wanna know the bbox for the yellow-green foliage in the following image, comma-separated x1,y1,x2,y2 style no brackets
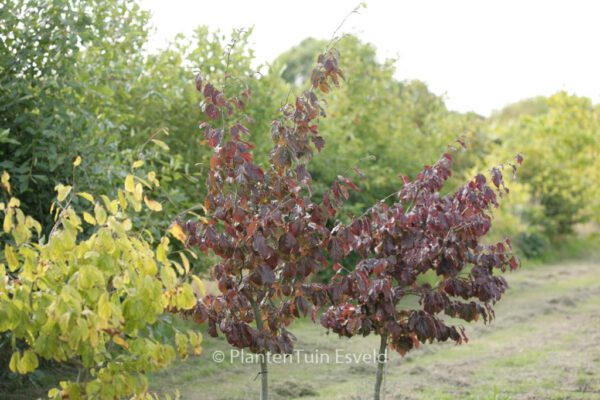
0,162,204,399
486,92,600,236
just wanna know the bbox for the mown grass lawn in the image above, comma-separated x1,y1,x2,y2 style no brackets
150,259,600,399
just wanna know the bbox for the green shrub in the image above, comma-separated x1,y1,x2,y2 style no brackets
514,231,551,259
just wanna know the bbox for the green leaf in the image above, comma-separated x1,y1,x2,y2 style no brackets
0,129,20,145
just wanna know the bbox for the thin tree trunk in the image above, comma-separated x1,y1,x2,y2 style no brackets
251,299,268,400
374,333,388,400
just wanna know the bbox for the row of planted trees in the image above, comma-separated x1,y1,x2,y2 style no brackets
0,43,524,399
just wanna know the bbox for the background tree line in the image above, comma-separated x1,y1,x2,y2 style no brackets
1,0,598,264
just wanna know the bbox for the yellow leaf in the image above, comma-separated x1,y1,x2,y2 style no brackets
151,139,170,151
73,156,82,167
5,245,18,271
179,252,190,273
124,175,135,193
191,275,206,298
1,171,11,194
89,327,98,348
24,216,41,236
175,332,189,359
3,208,13,233
186,249,198,259
144,196,163,212
192,345,203,356
18,350,39,374
178,285,197,310
112,335,129,349
141,258,158,276
160,266,176,291
134,183,143,202
55,184,72,202
117,189,128,211
101,195,118,215
94,204,107,225
157,237,169,264
82,212,96,225
168,222,187,243
129,192,142,212
122,218,132,231
98,293,111,322
15,208,25,226
132,160,145,169
8,198,19,208
9,351,19,373
188,331,203,356
147,171,160,187
77,192,94,203
172,260,184,275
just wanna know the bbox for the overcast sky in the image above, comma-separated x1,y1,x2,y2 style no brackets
140,0,600,116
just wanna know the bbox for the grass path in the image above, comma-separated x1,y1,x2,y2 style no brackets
151,259,600,399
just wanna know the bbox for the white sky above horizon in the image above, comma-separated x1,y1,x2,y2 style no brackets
140,0,600,116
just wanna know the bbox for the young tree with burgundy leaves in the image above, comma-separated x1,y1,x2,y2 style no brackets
320,151,523,400
182,37,522,399
181,46,347,399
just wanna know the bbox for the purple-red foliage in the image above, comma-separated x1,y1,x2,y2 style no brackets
183,49,346,354
320,152,522,355
183,45,521,359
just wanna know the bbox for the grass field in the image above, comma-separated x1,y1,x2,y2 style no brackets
149,258,600,400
